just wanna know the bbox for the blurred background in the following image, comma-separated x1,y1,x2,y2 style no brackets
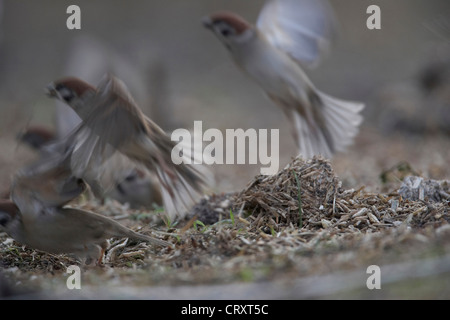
0,0,449,195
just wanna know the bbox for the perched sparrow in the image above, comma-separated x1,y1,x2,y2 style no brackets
0,200,169,264
0,160,170,264
203,0,364,159
46,75,209,218
18,126,162,209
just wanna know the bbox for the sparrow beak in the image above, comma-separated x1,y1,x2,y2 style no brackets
45,83,57,97
201,16,213,29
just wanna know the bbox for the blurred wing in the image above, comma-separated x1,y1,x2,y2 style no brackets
64,75,149,188
256,0,338,68
81,74,147,150
10,150,86,218
66,123,149,196
135,122,212,219
55,101,82,139
66,74,212,218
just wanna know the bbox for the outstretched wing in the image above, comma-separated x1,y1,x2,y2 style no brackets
257,0,337,68
10,150,86,220
63,75,211,218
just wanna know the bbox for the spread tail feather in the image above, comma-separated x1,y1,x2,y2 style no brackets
290,90,364,159
152,138,213,220
158,162,212,220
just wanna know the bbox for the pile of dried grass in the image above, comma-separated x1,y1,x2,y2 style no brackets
231,156,449,234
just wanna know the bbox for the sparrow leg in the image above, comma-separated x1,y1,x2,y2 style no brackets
97,240,110,266
97,249,105,266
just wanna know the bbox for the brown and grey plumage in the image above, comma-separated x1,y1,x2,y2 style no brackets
203,0,364,159
0,152,170,264
46,74,210,218
0,199,169,264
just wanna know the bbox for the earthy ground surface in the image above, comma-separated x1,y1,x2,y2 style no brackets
0,0,450,299
1,126,449,299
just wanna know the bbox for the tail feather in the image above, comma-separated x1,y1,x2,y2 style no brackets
147,137,213,220
291,108,333,158
290,90,364,159
117,226,171,247
318,91,364,153
128,231,171,248
158,163,211,219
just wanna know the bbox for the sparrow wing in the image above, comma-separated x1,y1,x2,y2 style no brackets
78,74,147,151
62,75,211,218
57,75,145,188
55,101,82,140
10,150,86,221
93,76,211,218
61,207,171,247
256,0,337,68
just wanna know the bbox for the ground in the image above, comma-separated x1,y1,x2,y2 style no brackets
1,126,449,299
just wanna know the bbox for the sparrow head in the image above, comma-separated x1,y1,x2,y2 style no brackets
0,200,19,229
114,169,162,208
202,11,254,50
17,126,55,151
46,77,96,106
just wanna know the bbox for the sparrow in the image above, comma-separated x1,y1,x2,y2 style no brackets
17,126,162,208
0,200,170,264
108,167,162,208
46,74,209,218
0,158,170,264
11,152,87,210
44,36,173,208
203,0,364,159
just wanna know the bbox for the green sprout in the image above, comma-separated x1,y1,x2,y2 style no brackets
193,220,208,233
229,209,235,226
270,226,277,237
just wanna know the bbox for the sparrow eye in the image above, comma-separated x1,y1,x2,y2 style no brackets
125,173,137,182
0,212,10,226
214,21,234,38
221,29,231,37
58,87,75,103
55,84,65,91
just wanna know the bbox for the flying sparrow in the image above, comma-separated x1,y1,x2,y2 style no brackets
203,0,364,159
46,74,209,218
17,126,162,209
11,144,87,211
